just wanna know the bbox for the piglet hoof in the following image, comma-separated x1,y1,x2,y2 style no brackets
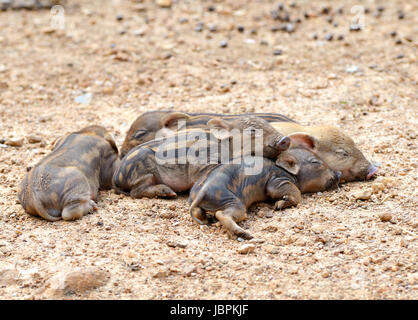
274,200,285,211
236,230,254,240
274,199,292,211
62,204,85,221
190,208,209,225
191,215,209,226
90,200,98,212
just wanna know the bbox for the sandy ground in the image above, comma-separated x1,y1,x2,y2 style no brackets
0,0,417,299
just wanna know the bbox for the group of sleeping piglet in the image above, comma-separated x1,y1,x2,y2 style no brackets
18,111,378,240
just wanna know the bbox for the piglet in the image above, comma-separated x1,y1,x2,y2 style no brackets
18,125,120,221
189,145,341,240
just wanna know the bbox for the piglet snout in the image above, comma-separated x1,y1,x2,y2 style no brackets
276,136,290,151
366,165,378,180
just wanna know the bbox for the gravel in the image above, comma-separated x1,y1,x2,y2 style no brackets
0,0,416,300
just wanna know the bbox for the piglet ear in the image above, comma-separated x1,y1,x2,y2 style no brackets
104,133,119,154
160,112,190,128
207,118,233,140
288,132,319,151
275,153,300,175
207,118,232,131
52,135,66,150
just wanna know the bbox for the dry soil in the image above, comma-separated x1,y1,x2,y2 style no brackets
0,0,417,299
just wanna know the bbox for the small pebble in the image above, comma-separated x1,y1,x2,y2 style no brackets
312,224,326,234
265,211,274,218
243,38,256,44
353,190,372,201
209,25,217,33
237,244,255,254
44,268,110,297
237,25,245,33
377,5,385,12
265,245,280,254
116,14,123,21
182,265,196,277
350,24,362,32
398,11,405,20
324,33,333,41
27,135,42,144
166,240,187,249
379,212,392,222
270,26,280,32
5,138,24,147
156,0,172,8
282,15,291,23
195,22,203,32
270,10,279,20
220,40,228,48
273,49,282,56
285,23,295,33
74,93,93,105
390,31,397,37
134,27,147,37
219,84,230,93
346,65,359,73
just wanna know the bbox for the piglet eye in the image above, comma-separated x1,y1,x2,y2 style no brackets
336,149,349,157
310,158,321,164
133,130,147,139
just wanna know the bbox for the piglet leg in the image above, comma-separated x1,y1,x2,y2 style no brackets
190,207,210,225
268,181,302,211
130,174,177,199
62,199,96,221
215,206,253,240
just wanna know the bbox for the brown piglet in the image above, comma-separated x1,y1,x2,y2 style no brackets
113,116,290,199
120,111,294,158
18,125,120,221
121,111,377,183
189,146,341,240
271,122,378,182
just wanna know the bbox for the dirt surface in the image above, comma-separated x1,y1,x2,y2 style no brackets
0,0,417,299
